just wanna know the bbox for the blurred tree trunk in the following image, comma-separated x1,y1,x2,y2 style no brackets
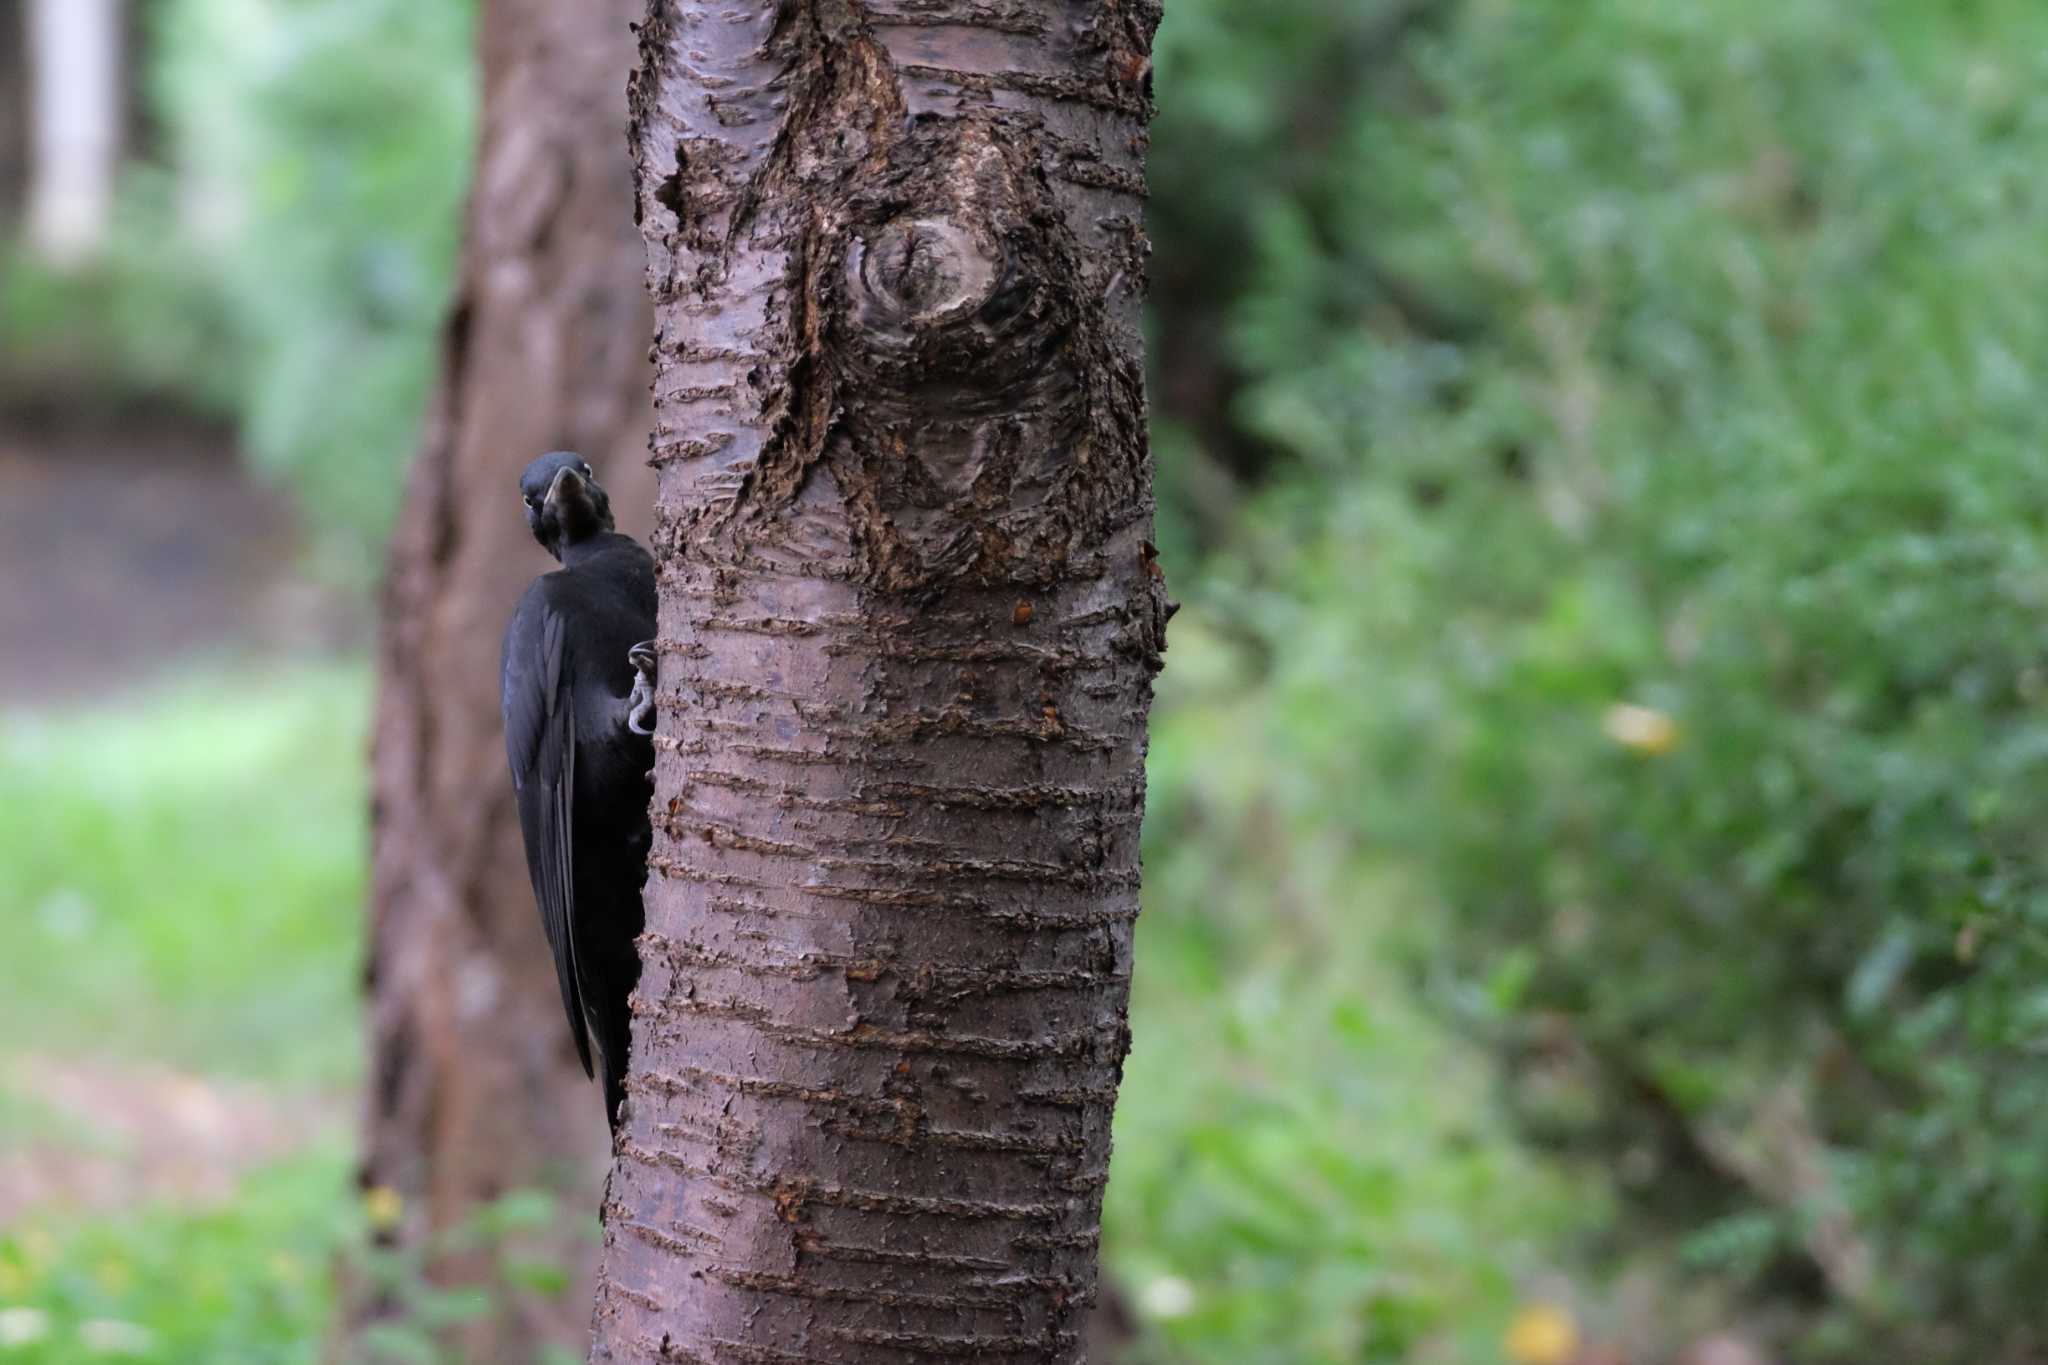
349,1,653,1360
119,0,154,162
0,1,25,229
23,0,122,263
588,3,1166,1361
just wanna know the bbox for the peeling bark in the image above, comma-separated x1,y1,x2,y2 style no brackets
593,2,1164,1360
350,2,654,1359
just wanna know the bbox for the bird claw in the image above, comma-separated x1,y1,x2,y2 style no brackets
626,641,658,736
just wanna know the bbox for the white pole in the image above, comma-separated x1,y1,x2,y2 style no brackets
26,0,123,265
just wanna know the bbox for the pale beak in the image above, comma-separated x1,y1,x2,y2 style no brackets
544,465,585,512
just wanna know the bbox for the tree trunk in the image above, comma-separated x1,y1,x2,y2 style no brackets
0,1,27,230
24,0,122,263
591,2,1165,1361
352,1,654,1359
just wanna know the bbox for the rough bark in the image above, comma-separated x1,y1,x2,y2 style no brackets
352,2,654,1359
591,2,1165,1361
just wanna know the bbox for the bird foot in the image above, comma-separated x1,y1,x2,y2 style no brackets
626,641,658,736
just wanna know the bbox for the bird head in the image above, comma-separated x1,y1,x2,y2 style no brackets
519,451,615,560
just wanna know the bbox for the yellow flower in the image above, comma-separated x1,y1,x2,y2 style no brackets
364,1185,406,1231
1505,1301,1581,1365
1602,702,1679,755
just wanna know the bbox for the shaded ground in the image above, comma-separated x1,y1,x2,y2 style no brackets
0,414,363,702
0,1056,346,1225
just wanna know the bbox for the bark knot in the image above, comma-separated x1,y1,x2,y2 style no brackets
853,217,1001,330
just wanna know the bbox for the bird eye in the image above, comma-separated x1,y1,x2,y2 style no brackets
579,463,593,476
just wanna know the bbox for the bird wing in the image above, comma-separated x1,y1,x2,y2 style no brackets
502,596,595,1079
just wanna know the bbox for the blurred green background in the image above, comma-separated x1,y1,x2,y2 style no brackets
6,0,2048,1361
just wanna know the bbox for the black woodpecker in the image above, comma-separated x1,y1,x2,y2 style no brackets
500,451,657,1134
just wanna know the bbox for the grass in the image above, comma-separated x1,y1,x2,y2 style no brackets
0,663,367,1363
0,663,369,1082
0,647,1572,1363
0,1153,355,1365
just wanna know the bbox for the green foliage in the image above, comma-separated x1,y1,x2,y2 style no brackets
0,1155,352,1365
1170,0,2048,1354
2,3,475,579
0,173,243,417
0,1155,591,1365
0,671,585,1364
1109,622,1592,1364
347,1186,593,1365
150,0,476,579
